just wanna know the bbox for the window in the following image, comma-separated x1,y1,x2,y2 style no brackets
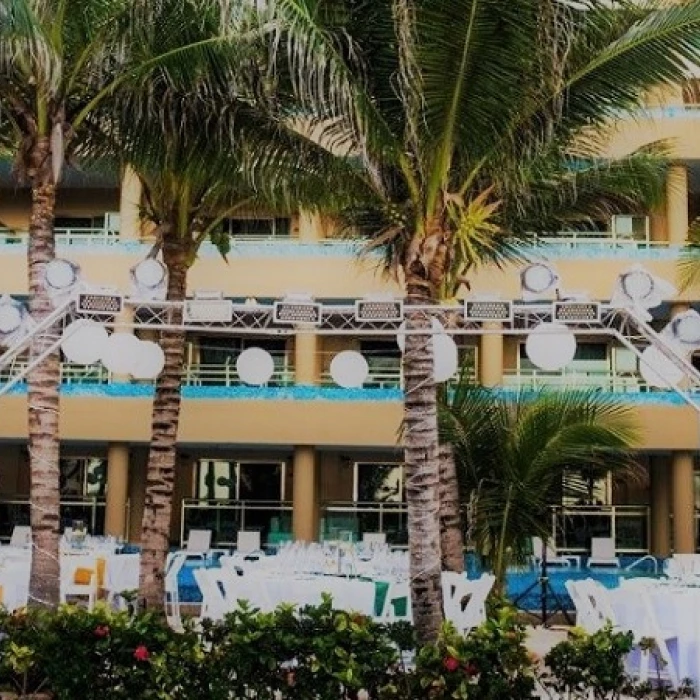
222,217,291,238
354,463,404,502
195,460,285,501
54,216,106,230
519,342,609,372
59,458,106,498
562,469,611,506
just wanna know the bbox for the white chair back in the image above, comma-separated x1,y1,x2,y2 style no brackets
9,526,31,549
591,537,616,560
362,532,387,547
186,529,212,554
237,531,261,554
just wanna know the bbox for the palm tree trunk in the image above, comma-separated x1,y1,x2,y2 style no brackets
403,281,443,644
26,136,61,608
139,238,188,611
438,443,464,573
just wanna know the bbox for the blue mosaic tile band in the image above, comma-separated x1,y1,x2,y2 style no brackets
0,382,689,405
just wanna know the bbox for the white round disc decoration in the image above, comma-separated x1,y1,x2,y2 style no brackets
60,320,109,365
133,259,166,289
433,334,458,382
672,313,700,347
396,318,444,353
236,347,275,385
131,341,166,380
639,346,684,389
0,304,23,334
330,350,369,388
522,263,557,294
620,269,654,303
100,333,142,375
46,259,78,291
525,322,577,371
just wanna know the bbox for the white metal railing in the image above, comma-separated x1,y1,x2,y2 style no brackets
0,498,107,540
532,231,668,248
180,499,293,547
0,227,120,246
551,505,650,554
183,361,294,387
322,502,650,553
502,369,652,393
0,359,110,385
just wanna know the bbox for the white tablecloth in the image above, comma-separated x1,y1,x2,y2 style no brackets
611,585,700,694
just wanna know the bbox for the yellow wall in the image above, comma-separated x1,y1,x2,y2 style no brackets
0,395,694,451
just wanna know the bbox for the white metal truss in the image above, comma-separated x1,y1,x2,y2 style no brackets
2,296,700,411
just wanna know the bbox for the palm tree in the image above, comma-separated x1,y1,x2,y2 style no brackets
89,13,363,608
0,0,300,606
439,383,638,592
269,0,700,641
0,0,137,606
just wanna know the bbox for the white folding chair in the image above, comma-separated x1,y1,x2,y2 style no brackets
164,552,188,631
531,537,580,568
60,555,101,610
362,532,387,547
9,526,31,549
628,588,680,690
588,537,620,568
236,531,262,554
380,580,412,622
443,573,493,633
185,529,212,559
193,568,229,622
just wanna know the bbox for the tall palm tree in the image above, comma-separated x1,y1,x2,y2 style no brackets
269,0,700,641
90,12,364,608
439,384,638,592
0,0,291,606
0,0,134,606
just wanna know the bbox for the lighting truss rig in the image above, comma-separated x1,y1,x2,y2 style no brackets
2,294,700,413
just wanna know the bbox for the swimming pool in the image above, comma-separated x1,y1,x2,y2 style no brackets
178,557,662,611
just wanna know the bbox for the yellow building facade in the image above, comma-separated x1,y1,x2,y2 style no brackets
1,87,700,558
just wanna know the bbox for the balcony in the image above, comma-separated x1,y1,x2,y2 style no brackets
0,226,120,246
502,368,652,393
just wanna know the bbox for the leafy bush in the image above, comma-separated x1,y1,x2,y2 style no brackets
0,601,691,699
541,625,694,700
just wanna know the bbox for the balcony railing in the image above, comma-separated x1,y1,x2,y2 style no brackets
183,360,294,387
181,499,293,547
0,498,107,541
0,227,120,246
502,369,652,393
532,231,667,249
322,502,650,553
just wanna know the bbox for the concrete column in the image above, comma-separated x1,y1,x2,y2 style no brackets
292,446,318,541
672,451,696,553
479,323,504,387
294,332,319,385
105,444,130,539
127,450,147,543
119,166,142,241
666,165,689,245
650,455,671,557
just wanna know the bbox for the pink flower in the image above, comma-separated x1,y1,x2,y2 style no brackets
133,645,150,662
442,656,459,672
94,625,110,638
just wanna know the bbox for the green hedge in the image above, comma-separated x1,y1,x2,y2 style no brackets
0,599,692,699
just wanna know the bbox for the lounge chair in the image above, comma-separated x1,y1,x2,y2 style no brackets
587,537,620,568
531,536,581,568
